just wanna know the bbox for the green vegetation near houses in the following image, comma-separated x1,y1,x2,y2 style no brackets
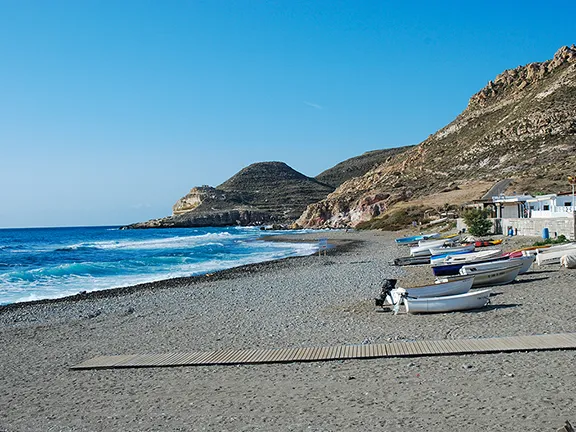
462,208,493,236
533,235,569,247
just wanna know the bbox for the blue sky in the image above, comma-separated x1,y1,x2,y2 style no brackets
1,0,575,227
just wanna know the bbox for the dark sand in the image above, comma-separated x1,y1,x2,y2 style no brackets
1,230,575,431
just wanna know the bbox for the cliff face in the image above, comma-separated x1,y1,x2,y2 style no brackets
124,162,334,229
298,45,576,228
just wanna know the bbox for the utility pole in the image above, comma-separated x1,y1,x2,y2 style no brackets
569,176,576,240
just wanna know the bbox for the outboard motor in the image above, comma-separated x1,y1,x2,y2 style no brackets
374,279,397,307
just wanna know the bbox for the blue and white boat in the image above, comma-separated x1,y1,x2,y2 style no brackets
395,232,439,244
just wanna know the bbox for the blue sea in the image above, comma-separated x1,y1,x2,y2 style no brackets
0,226,319,305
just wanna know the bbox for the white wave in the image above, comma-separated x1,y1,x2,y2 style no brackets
60,232,239,252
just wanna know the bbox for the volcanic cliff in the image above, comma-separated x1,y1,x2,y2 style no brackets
297,45,576,228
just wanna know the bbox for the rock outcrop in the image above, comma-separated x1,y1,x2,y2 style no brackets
124,162,334,229
298,45,576,228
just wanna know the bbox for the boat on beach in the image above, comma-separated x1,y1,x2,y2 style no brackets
398,289,492,314
535,243,576,265
430,249,502,266
395,233,439,244
382,276,474,306
505,244,552,258
428,244,475,256
410,238,461,257
431,253,507,277
465,239,504,248
510,254,536,274
439,261,523,287
393,256,431,266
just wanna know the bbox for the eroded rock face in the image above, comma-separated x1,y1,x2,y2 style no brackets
172,186,227,215
124,208,271,229
298,45,576,228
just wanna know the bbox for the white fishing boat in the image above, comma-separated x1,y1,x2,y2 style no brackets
385,276,473,305
460,259,523,274
417,237,458,247
439,261,523,286
410,239,462,257
536,243,576,265
510,254,535,274
429,244,475,256
398,289,492,314
409,243,439,257
430,249,502,266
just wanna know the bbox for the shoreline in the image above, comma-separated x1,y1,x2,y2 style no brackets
0,233,361,312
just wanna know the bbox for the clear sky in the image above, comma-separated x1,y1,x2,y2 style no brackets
1,0,575,228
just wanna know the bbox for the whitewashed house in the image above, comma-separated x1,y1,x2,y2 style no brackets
491,195,533,218
459,192,575,239
527,194,575,218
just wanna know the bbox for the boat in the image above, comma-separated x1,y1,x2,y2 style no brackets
383,277,474,306
439,261,523,287
465,239,504,248
460,259,523,274
504,244,552,258
536,243,576,265
430,249,502,266
410,238,461,257
398,289,492,314
429,244,475,256
431,253,507,277
393,256,431,266
510,254,535,274
418,237,459,247
395,233,439,244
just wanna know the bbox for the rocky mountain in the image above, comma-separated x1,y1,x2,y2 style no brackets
297,45,576,228
124,162,334,228
315,146,414,188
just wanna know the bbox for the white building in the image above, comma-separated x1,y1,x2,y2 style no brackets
527,194,575,218
491,195,533,219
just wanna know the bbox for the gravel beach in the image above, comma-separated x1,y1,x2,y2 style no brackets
1,230,575,431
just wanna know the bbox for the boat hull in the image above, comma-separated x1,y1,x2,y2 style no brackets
430,249,502,267
510,255,535,274
386,277,473,305
429,244,475,256
393,256,431,266
395,233,439,244
536,244,576,265
431,255,507,277
403,289,492,314
439,262,523,287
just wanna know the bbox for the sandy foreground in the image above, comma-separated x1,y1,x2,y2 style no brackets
1,230,575,431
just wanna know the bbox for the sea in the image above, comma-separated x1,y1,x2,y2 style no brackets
0,226,320,306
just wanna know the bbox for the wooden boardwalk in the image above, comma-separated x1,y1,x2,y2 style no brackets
71,333,576,370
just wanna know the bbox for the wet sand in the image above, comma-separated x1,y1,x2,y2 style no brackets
1,230,575,431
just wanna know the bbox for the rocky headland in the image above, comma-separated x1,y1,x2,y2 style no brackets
298,45,576,228
123,162,334,229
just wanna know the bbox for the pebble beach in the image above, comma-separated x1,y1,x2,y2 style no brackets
1,230,575,431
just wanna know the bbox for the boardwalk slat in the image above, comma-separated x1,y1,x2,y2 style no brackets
159,352,188,366
388,343,400,356
316,347,330,360
413,341,429,355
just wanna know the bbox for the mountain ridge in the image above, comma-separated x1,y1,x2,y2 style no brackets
297,45,576,228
